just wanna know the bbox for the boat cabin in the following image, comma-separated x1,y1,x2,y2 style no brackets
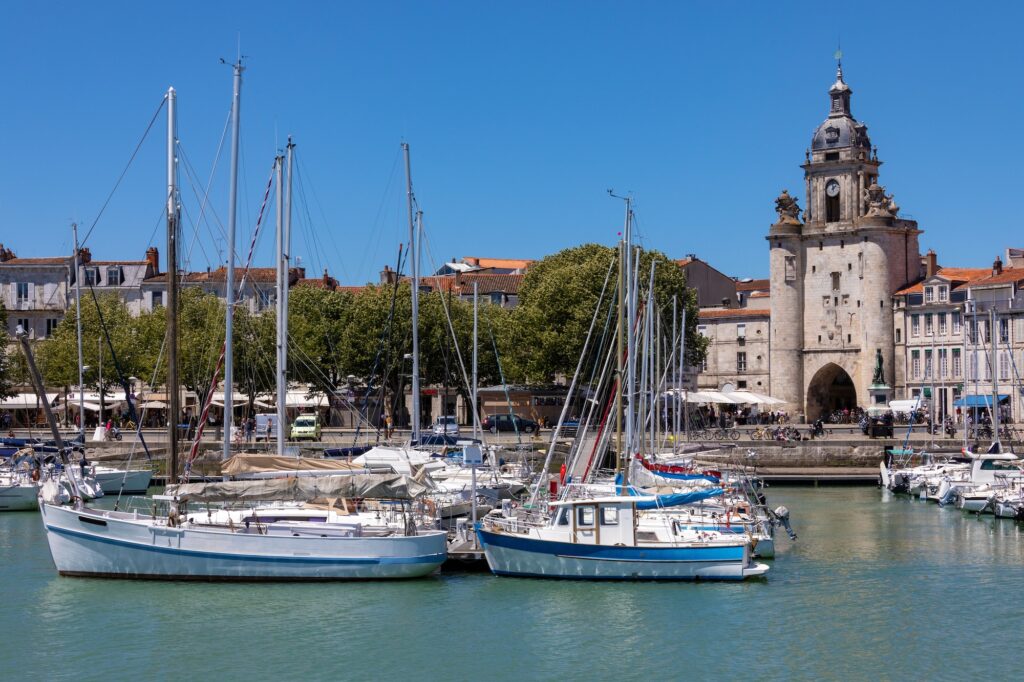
548,496,642,546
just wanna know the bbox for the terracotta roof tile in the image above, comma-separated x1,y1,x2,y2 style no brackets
2,257,70,265
461,256,532,271
895,267,991,295
698,308,770,319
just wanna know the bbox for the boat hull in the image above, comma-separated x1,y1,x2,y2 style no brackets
476,528,765,581
0,483,39,511
40,504,446,581
93,469,153,495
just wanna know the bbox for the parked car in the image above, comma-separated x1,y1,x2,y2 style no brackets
432,415,460,436
289,414,322,441
482,414,538,434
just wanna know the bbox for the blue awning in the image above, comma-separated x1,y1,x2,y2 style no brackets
954,395,1010,408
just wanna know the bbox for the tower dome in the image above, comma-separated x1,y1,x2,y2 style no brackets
810,64,871,152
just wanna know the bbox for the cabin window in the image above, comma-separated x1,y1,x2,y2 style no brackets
556,508,570,526
600,507,619,526
576,506,595,528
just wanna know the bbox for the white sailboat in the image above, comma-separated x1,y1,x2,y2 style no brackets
477,200,768,580
37,72,447,580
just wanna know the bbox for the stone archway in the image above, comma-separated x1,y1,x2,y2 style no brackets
806,363,857,421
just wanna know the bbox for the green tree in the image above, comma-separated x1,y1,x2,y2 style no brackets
505,243,706,383
233,305,276,417
0,303,17,399
287,285,355,395
177,288,226,411
37,293,161,405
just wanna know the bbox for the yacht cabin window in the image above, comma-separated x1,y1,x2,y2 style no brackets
576,506,595,528
600,506,619,526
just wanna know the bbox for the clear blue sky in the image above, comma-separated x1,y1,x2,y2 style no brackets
1,1,1021,285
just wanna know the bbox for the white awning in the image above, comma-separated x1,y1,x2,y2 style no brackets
286,391,327,408
727,390,786,406
138,400,168,409
889,399,923,414
0,392,60,409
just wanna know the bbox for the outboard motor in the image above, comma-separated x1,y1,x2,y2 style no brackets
773,505,797,540
891,473,911,494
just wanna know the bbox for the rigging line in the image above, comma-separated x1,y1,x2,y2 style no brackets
85,285,152,462
351,244,407,445
81,94,167,248
177,137,229,266
234,162,277,299
183,108,231,264
114,320,169,509
485,318,521,445
182,161,278,477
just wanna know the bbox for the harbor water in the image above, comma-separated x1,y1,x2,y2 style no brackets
3,485,1024,680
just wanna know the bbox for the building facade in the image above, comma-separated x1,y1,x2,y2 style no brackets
767,64,922,420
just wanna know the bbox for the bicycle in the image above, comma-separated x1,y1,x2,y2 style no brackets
711,428,741,441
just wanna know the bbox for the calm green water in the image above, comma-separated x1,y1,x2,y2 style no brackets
3,486,1024,681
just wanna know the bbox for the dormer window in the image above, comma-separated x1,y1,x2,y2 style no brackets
924,286,934,303
106,266,124,286
938,285,948,302
84,267,100,286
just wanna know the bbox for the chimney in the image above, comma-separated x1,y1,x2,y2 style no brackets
993,256,1003,276
925,249,937,278
0,243,15,262
79,247,92,264
322,268,331,286
379,264,398,285
145,246,159,273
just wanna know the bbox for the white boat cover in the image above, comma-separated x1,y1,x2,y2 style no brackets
221,454,362,476
166,473,428,501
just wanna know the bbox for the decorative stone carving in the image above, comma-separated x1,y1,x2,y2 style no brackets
774,190,802,225
862,181,898,218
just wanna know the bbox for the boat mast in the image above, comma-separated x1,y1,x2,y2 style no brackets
275,151,285,455
166,86,181,480
284,138,294,441
991,307,1001,449
623,203,635,487
472,282,479,440
72,222,85,439
403,143,420,445
223,59,243,461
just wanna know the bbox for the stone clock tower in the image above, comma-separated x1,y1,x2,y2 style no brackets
767,64,923,420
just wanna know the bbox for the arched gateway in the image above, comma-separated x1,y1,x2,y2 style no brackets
805,363,857,421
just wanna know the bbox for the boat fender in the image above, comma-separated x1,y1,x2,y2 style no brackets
31,467,40,482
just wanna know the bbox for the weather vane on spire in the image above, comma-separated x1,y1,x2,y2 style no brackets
834,41,844,81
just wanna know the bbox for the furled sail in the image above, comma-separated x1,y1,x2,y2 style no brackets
166,473,428,502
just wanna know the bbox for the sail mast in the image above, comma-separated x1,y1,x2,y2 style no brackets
284,138,294,442
403,143,420,444
991,307,1001,448
274,152,285,455
72,222,86,439
166,86,181,480
223,59,243,461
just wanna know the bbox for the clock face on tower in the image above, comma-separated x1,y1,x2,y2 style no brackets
825,180,840,197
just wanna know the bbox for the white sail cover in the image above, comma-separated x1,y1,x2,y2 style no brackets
166,474,428,502
220,454,362,476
